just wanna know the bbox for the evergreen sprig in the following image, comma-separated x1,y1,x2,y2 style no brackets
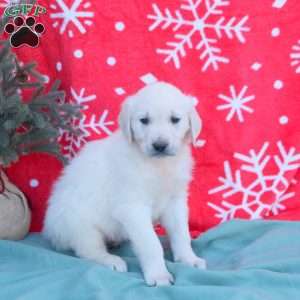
0,41,81,166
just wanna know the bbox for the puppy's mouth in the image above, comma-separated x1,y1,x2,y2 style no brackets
149,151,176,158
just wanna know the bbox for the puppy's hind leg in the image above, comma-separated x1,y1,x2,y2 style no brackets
73,227,127,272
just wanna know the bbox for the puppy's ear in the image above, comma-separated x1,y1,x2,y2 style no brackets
118,96,134,143
188,97,202,146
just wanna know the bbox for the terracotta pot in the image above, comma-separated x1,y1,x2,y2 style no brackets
0,170,31,240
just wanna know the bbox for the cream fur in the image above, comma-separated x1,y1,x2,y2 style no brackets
43,82,206,286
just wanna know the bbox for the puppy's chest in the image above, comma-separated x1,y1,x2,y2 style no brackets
148,167,189,220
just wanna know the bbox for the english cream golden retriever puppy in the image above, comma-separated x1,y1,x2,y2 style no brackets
43,82,206,286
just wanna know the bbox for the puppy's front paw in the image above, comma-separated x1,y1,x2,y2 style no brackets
144,269,174,287
176,254,207,269
101,254,128,272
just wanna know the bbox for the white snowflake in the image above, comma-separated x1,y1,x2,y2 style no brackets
147,0,250,71
208,141,300,222
60,88,114,159
70,87,96,109
50,0,94,38
217,85,255,122
290,39,300,74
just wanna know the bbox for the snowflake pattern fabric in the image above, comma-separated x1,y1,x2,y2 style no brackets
148,0,250,71
208,141,300,221
290,40,300,74
2,0,300,234
59,88,114,159
50,0,94,38
216,85,255,122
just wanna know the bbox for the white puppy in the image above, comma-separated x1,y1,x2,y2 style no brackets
43,82,206,286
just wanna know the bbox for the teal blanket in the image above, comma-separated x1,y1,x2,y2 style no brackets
1,220,300,299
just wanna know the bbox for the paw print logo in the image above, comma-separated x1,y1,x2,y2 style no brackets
4,16,45,48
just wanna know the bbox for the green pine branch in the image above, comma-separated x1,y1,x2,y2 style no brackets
0,40,82,167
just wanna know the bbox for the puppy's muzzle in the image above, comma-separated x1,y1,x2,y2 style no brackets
152,141,168,153
151,140,174,157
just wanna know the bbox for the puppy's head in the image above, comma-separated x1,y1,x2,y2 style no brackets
119,82,202,157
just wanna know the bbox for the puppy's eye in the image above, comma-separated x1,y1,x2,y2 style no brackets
140,117,150,125
170,116,180,124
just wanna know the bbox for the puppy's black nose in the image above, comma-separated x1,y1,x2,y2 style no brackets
152,141,168,153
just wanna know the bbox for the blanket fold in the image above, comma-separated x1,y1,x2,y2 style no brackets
1,220,300,299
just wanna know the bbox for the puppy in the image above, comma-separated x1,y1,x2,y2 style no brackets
43,82,206,286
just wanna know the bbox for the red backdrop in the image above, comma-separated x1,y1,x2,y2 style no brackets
2,0,300,235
